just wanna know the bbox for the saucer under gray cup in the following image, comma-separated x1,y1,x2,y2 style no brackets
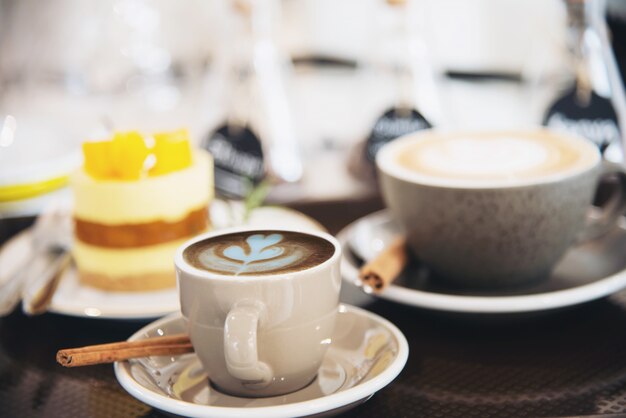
377,129,626,288
175,228,342,398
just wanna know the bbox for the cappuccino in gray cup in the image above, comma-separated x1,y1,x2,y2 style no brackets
377,129,626,288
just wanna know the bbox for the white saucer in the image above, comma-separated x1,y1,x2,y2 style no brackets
340,210,626,314
114,304,409,418
0,204,325,320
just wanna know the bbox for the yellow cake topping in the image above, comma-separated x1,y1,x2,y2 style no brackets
83,141,115,179
149,129,193,176
111,131,150,180
82,129,194,180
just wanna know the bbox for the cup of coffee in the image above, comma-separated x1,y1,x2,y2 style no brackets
175,228,341,397
377,128,626,288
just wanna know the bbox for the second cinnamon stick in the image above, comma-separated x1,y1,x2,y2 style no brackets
358,236,408,293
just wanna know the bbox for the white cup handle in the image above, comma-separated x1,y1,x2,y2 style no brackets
224,300,273,386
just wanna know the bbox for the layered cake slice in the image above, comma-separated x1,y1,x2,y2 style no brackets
72,130,213,291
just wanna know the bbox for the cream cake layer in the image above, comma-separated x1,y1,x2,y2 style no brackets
72,150,213,225
73,237,191,278
78,271,175,292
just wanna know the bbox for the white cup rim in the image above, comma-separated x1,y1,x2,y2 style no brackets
376,128,601,189
175,227,342,281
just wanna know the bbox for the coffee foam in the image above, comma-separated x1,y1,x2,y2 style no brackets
379,130,599,188
183,230,335,276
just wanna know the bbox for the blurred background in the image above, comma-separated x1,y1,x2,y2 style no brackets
0,0,625,220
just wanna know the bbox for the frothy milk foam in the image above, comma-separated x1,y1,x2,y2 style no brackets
384,130,598,187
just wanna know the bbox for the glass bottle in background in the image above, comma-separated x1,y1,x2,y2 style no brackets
543,0,622,161
363,0,438,166
606,0,626,87
202,0,302,199
597,0,626,161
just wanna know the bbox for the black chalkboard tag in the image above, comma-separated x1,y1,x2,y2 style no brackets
202,123,265,199
543,85,620,153
365,107,432,163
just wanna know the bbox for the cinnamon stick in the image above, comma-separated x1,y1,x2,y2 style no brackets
56,333,193,367
359,236,408,293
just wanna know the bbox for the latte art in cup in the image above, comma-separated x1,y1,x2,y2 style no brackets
387,130,599,187
183,230,335,275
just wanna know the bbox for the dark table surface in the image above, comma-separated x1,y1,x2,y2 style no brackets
2,197,626,418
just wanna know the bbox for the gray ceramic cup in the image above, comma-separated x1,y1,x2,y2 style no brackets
175,227,341,398
377,129,626,288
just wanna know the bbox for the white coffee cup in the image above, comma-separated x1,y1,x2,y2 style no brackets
175,227,342,397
